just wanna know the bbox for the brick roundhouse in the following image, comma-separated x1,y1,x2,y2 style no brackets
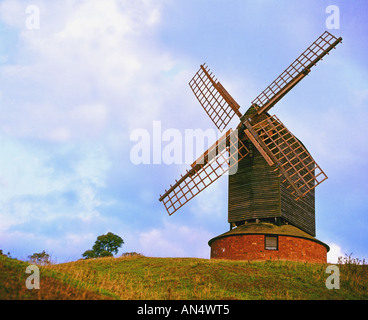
209,222,329,263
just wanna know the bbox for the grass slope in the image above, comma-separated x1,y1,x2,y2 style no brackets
0,254,110,299
1,254,367,300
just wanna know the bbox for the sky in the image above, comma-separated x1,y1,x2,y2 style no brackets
0,0,367,264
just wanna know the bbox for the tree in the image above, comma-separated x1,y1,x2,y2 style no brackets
28,250,51,265
82,232,124,259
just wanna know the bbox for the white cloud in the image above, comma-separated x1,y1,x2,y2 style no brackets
190,178,227,219
0,0,183,142
138,220,212,258
0,0,24,28
327,243,344,264
0,137,112,231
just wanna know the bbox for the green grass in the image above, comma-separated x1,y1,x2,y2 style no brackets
1,254,367,300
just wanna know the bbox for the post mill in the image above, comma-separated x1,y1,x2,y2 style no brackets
159,31,342,262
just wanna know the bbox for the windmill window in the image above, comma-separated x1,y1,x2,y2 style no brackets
265,235,278,250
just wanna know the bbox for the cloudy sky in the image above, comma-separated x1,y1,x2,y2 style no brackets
0,0,367,263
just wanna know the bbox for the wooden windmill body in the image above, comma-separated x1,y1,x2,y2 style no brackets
159,31,342,262
228,127,316,236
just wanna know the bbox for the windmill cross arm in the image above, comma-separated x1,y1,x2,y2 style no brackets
215,82,243,118
191,129,232,168
243,128,274,166
243,120,276,166
252,71,306,118
242,119,304,198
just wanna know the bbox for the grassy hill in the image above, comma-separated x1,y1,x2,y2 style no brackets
1,253,367,300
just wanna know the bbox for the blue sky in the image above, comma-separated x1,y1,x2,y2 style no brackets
0,0,367,263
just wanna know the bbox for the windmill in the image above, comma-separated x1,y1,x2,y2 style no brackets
159,31,342,262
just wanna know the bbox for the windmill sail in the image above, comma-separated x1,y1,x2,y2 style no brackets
159,129,249,215
249,115,328,200
251,31,342,117
189,64,242,131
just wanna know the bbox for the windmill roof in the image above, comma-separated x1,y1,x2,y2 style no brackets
208,222,329,251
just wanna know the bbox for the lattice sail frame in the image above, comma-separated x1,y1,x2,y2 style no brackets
160,130,249,215
189,64,240,131
251,31,341,114
251,115,328,200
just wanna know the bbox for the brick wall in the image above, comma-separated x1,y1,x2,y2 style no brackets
210,234,327,263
